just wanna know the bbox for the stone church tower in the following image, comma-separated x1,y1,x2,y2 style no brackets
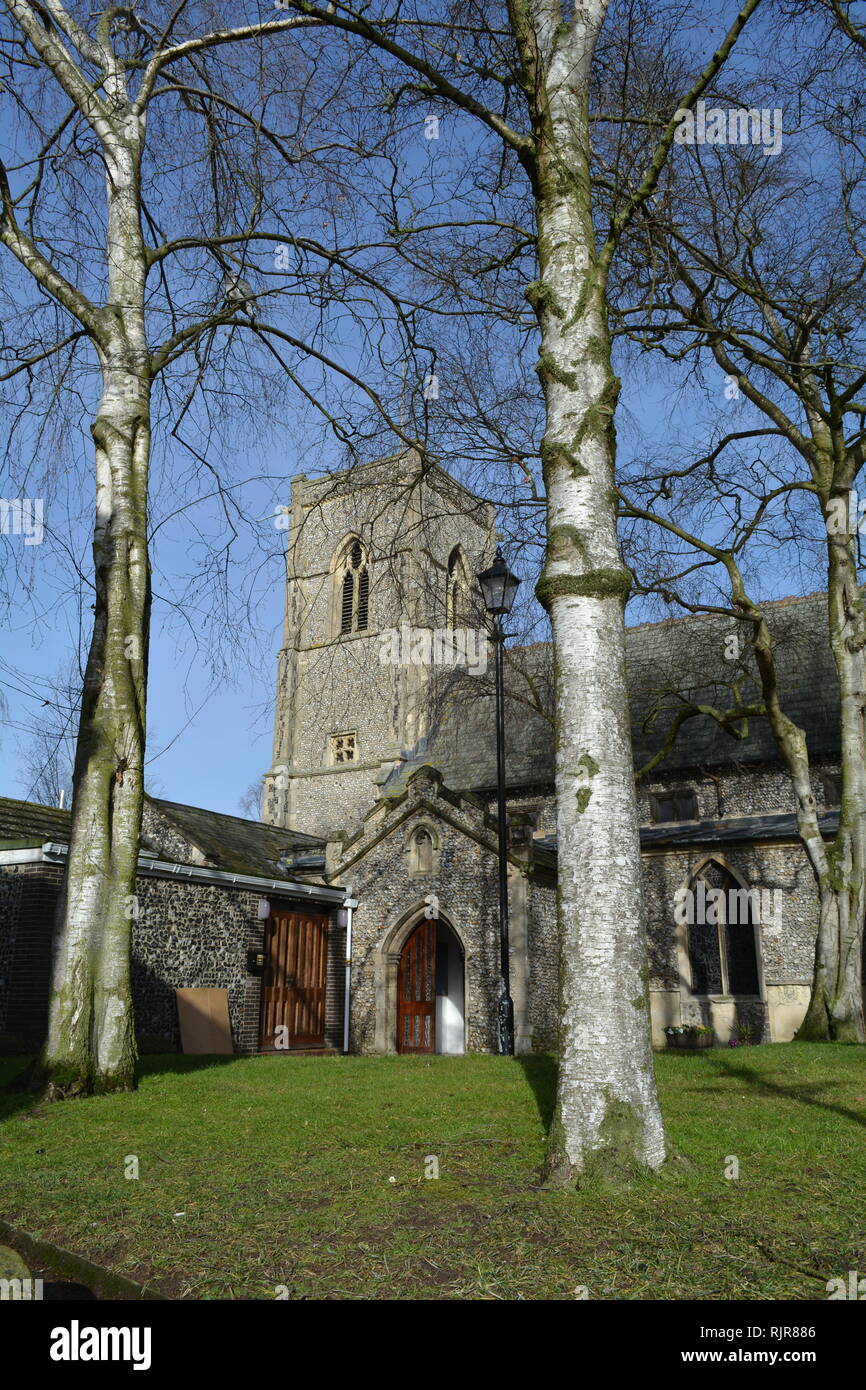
263,449,496,838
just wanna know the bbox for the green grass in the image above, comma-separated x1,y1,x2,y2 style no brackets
0,1044,863,1299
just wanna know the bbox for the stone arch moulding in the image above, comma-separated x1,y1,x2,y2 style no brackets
372,902,468,1055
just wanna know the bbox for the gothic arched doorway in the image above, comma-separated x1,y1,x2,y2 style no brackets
397,917,465,1054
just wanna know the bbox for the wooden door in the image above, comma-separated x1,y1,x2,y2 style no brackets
398,919,436,1053
259,909,328,1051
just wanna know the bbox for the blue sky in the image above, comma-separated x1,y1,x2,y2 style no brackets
2,350,811,819
0,0,844,817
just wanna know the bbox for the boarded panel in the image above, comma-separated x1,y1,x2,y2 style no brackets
175,988,234,1055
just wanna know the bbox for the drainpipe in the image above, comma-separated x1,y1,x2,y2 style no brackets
341,894,358,1054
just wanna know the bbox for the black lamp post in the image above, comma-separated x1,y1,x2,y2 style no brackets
476,546,521,1056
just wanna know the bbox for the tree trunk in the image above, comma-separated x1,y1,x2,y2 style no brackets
735,547,866,1045
798,507,866,1042
799,877,865,1042
522,5,665,1181
37,127,151,1097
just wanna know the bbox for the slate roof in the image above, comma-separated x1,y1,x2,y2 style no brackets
391,591,839,794
639,810,839,847
0,797,75,846
626,591,838,772
536,809,839,856
0,795,324,879
152,799,323,877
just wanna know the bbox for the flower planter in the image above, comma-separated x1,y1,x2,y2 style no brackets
666,1029,714,1049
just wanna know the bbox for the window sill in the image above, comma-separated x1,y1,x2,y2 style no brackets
688,994,764,1003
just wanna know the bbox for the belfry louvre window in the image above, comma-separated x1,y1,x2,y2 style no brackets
338,539,369,634
341,569,354,631
357,565,369,630
330,732,357,765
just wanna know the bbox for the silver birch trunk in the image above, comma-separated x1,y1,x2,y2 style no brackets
39,115,151,1096
514,0,665,1180
797,503,866,1041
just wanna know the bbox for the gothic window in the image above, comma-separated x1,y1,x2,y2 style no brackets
409,826,437,874
445,546,469,629
685,860,761,997
329,731,357,765
337,538,369,634
651,788,697,823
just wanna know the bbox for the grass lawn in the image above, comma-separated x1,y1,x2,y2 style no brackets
0,1044,863,1300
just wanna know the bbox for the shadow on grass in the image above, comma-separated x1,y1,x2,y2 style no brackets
136,1054,238,1079
0,1052,238,1121
0,1083,41,1122
697,1053,866,1130
516,1046,866,1140
517,1054,558,1132
0,1056,45,1120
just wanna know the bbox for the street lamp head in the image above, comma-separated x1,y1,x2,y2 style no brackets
477,546,520,617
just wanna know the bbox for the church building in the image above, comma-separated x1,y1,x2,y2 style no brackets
0,450,843,1057
258,449,839,1055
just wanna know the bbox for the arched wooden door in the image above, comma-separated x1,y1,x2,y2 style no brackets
398,919,436,1053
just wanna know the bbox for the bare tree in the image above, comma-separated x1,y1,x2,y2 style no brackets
0,0,428,1096
611,2,866,1039
266,0,766,1181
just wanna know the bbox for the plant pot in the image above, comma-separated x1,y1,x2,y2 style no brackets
669,1029,713,1048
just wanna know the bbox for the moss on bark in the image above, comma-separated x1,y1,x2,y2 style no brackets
525,280,565,318
540,439,588,481
535,350,578,389
536,567,631,610
545,1092,656,1188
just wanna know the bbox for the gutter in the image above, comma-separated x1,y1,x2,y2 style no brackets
0,841,346,906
